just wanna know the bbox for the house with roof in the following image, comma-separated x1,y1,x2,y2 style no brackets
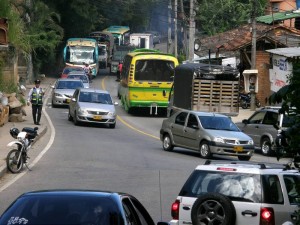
194,12,300,107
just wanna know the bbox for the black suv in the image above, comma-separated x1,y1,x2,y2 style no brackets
236,107,294,156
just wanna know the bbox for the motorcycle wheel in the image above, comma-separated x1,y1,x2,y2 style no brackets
241,100,249,109
6,149,24,173
256,98,261,108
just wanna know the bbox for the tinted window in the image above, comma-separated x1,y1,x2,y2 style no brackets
0,195,122,225
262,111,278,125
187,114,198,128
79,92,112,104
199,116,239,131
175,112,188,126
67,75,88,83
179,170,261,203
283,175,300,205
262,175,284,204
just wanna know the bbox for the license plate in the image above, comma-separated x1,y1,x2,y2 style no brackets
234,146,243,152
93,115,102,120
65,99,70,103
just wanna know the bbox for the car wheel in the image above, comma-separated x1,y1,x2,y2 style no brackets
199,141,212,159
261,137,273,156
238,155,251,161
52,100,57,108
109,123,116,129
68,109,73,121
163,134,174,151
191,193,236,225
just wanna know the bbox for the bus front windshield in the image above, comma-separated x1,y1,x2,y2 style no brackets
134,59,175,82
68,46,95,64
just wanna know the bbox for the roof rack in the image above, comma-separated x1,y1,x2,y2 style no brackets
204,160,286,169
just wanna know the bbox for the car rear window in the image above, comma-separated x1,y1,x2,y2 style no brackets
179,170,262,203
0,195,121,225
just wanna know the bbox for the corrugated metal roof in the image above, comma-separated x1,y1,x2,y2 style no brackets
257,11,300,24
266,47,300,57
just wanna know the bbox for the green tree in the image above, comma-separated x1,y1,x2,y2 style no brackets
195,0,267,35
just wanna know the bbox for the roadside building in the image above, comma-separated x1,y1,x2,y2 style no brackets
266,47,300,93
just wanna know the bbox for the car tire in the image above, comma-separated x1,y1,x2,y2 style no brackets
261,137,273,156
109,123,116,129
199,141,212,159
52,100,57,108
191,193,236,225
68,110,73,121
163,134,174,151
238,155,251,161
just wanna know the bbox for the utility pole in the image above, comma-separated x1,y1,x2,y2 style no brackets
167,0,172,54
188,0,195,61
250,0,257,111
174,0,178,57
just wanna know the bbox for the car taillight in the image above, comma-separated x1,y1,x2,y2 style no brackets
260,207,275,225
171,200,180,219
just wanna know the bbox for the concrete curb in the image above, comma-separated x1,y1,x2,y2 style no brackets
0,125,48,177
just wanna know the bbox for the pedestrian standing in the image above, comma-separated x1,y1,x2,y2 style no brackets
27,79,44,125
116,61,123,81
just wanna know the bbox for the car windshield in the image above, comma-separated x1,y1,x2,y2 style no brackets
79,92,112,104
199,116,239,131
56,81,83,89
180,170,261,203
67,75,88,83
0,194,121,225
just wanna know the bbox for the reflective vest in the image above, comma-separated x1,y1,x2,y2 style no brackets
31,88,43,105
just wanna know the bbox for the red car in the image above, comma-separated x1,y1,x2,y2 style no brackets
61,66,84,78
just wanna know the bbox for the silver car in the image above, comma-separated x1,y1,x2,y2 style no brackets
68,88,118,128
51,78,84,107
160,110,254,160
67,71,90,88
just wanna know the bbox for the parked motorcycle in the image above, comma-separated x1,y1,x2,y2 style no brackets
6,127,38,173
239,93,261,109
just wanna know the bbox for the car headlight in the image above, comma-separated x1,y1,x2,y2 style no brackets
108,112,116,117
54,93,63,97
248,139,254,145
213,137,225,143
77,108,87,115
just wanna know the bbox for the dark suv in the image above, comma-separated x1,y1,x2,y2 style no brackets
170,160,300,225
236,107,294,156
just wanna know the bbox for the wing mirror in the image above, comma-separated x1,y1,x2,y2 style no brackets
242,119,248,124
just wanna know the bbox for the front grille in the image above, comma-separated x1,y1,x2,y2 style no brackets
224,139,249,145
87,111,108,115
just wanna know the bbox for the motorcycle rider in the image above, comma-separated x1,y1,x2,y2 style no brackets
83,63,92,80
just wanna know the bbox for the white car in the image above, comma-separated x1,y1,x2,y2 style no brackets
68,88,118,128
51,78,84,107
170,160,300,225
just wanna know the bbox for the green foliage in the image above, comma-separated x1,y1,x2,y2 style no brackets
0,78,18,94
195,0,267,35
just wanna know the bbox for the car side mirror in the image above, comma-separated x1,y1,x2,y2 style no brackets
191,124,199,129
242,119,248,124
273,123,280,130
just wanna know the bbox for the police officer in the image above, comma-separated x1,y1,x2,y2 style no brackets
27,79,44,125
